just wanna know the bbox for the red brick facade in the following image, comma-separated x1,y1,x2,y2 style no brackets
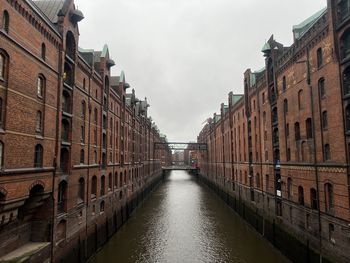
0,0,171,261
197,2,350,262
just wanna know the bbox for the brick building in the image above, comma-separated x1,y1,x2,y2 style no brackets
0,0,171,262
197,1,350,262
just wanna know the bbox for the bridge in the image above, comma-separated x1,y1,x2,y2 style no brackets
162,165,199,171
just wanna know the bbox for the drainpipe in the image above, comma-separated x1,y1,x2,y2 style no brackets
50,40,63,263
306,47,323,262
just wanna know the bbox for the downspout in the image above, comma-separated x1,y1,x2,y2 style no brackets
306,47,323,262
51,42,63,263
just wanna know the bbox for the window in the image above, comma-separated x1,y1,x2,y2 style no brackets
119,172,123,188
298,186,304,205
65,31,76,59
0,141,3,169
0,54,5,79
34,144,43,167
2,11,9,33
286,148,291,161
114,172,118,188
80,149,84,164
319,78,325,98
81,125,85,143
78,178,85,203
83,78,86,90
298,90,303,110
81,101,86,119
338,0,350,23
340,28,350,60
58,181,67,213
37,76,45,98
108,173,112,191
322,111,328,130
93,150,97,164
329,224,335,244
61,119,70,141
94,108,98,124
60,148,69,173
306,118,313,139
273,128,279,144
310,188,318,209
91,176,97,198
256,173,260,188
324,144,331,161
100,201,105,213
62,90,71,113
283,99,288,115
317,48,323,68
343,67,350,95
282,76,286,91
346,105,350,132
287,178,292,199
36,111,42,133
41,43,46,61
325,183,334,212
272,107,278,123
100,175,105,196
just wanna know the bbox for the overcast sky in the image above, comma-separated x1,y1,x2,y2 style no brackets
75,0,326,142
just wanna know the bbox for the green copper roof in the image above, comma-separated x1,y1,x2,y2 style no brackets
293,7,327,40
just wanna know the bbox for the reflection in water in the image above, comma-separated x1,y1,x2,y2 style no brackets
92,171,288,263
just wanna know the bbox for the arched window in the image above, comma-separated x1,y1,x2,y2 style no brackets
324,183,334,212
80,149,84,164
100,175,105,196
298,186,304,205
91,176,97,198
0,141,4,169
317,48,323,68
37,76,45,98
306,118,313,139
78,178,84,203
319,78,325,98
34,144,43,167
81,100,86,119
62,90,71,113
287,177,292,199
41,43,46,61
61,119,70,141
57,181,67,213
36,111,42,133
344,67,350,96
310,188,318,209
2,11,9,33
108,173,112,191
282,76,286,91
340,28,350,60
65,31,76,59
322,111,328,130
298,90,303,110
324,144,331,161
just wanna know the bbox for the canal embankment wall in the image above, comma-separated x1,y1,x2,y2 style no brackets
54,172,164,263
198,174,344,263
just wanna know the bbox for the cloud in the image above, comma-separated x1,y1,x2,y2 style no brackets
75,0,326,141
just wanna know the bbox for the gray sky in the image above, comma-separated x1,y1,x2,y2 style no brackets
75,0,326,142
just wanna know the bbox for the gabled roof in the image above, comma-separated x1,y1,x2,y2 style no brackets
32,0,64,23
293,7,327,40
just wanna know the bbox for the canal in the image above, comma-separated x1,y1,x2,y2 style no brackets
91,171,289,263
